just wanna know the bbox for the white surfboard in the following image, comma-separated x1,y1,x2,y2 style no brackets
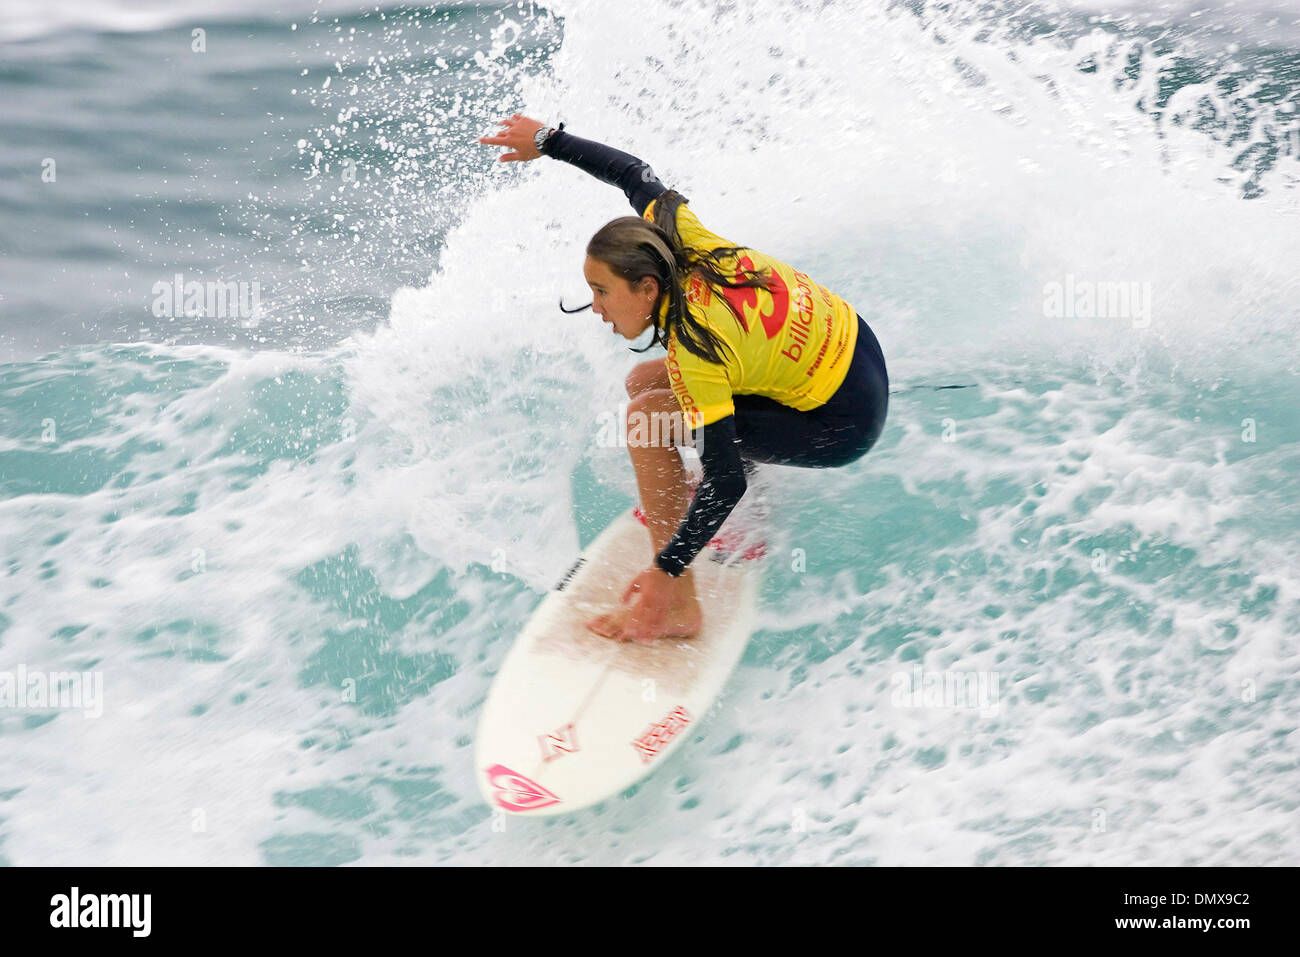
475,505,765,816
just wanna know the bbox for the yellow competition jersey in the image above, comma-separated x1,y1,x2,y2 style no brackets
646,198,859,429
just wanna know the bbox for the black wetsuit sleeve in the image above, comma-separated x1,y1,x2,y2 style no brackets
542,128,667,216
655,415,748,577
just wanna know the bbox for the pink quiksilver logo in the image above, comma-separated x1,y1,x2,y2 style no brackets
485,764,562,812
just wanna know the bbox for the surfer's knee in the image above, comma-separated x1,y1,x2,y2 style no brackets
625,359,668,399
625,389,679,423
624,389,689,449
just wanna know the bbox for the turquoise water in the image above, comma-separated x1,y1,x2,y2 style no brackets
1,0,1297,865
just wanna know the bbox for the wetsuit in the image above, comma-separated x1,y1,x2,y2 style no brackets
544,127,889,576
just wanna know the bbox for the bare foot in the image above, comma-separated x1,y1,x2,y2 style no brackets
648,589,703,642
585,610,623,640
585,591,703,643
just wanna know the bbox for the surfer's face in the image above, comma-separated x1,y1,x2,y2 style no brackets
583,256,657,340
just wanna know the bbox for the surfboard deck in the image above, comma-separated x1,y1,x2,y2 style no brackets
475,506,763,816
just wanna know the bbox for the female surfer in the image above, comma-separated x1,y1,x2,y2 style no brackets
479,114,889,644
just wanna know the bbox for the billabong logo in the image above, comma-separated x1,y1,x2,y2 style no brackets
485,764,562,812
719,254,789,339
663,342,703,429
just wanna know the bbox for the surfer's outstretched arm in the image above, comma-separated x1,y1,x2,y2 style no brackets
541,128,667,216
478,114,667,215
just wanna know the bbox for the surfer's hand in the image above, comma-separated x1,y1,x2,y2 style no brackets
478,113,547,162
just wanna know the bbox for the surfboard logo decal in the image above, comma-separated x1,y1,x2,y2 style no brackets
631,706,693,764
485,764,562,812
554,558,585,592
539,722,579,762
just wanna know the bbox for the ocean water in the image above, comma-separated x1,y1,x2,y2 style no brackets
0,0,1297,865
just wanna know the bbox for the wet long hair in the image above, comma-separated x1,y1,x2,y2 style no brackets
562,190,774,366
